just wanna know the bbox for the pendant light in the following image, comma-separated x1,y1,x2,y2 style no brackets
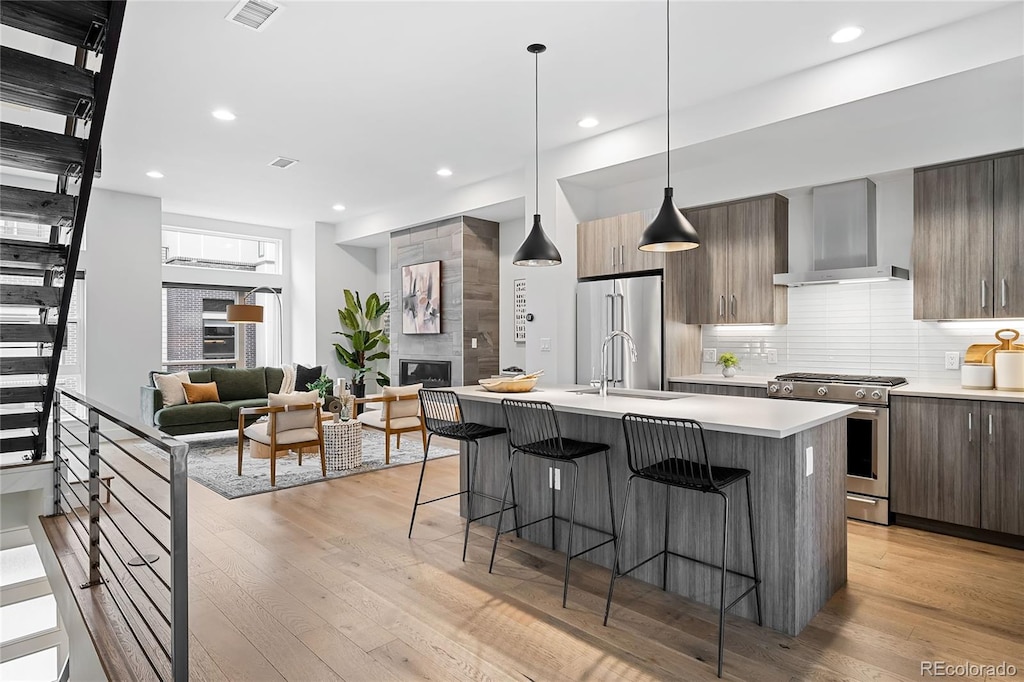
514,43,562,267
638,0,700,252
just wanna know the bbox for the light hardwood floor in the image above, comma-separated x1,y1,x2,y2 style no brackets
47,440,1024,681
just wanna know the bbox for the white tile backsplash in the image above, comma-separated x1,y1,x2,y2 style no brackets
700,280,1024,385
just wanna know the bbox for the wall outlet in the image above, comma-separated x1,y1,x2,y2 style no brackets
944,351,960,370
766,348,778,365
702,348,717,363
549,466,561,490
471,337,478,349
554,467,561,490
805,447,814,476
540,337,552,352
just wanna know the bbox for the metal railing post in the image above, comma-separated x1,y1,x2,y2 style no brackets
52,391,62,516
168,441,189,681
84,407,102,588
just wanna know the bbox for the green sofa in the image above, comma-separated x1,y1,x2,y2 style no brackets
141,366,286,436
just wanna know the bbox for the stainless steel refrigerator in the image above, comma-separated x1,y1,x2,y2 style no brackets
576,274,663,391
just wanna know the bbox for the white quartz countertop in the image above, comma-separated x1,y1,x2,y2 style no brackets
452,384,856,439
891,382,1024,403
667,374,773,388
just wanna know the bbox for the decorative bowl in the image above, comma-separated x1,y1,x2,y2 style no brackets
478,376,538,393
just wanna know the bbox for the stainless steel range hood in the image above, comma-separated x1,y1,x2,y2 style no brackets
773,178,910,287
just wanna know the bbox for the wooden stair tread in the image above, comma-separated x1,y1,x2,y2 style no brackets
0,186,77,227
1,411,41,430
0,435,39,454
0,356,51,376
0,122,87,177
1,283,63,307
0,46,95,120
0,238,69,268
0,324,58,343
0,1,110,51
0,385,46,404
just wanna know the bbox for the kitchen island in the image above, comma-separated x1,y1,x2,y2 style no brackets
449,385,855,636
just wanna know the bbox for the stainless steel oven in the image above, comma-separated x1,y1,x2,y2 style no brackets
767,373,906,526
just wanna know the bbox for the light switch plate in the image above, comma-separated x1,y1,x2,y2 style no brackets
471,337,478,349
944,351,960,370
540,338,552,352
766,349,778,365
805,447,813,476
702,348,717,363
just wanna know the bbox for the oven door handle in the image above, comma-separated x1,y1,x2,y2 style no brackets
855,408,879,415
847,494,879,505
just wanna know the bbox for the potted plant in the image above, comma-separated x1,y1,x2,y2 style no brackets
716,352,741,378
333,290,390,402
306,375,333,399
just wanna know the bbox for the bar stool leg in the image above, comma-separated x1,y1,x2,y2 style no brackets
562,460,580,608
407,432,435,538
462,440,480,561
550,466,557,551
603,475,636,626
603,449,617,549
662,486,671,591
509,453,522,539
716,491,730,678
745,477,763,626
488,449,517,574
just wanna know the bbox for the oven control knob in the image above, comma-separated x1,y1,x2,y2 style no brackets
817,386,828,396
855,389,866,399
769,384,779,393
871,390,882,400
783,384,793,394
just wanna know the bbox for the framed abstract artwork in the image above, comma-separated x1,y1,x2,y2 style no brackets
401,260,441,334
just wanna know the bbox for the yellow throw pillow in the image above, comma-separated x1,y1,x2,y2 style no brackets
183,382,220,405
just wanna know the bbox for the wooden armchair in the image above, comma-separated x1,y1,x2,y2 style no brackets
237,401,325,486
355,383,427,464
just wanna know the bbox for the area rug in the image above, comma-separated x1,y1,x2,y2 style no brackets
133,430,458,500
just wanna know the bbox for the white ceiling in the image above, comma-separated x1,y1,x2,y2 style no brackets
2,1,1011,230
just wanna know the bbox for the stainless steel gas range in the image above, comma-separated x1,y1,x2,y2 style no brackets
767,372,908,525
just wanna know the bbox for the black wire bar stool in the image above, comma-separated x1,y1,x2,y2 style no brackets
604,413,763,678
489,399,618,608
410,389,519,561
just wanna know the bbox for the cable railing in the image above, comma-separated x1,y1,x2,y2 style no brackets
51,388,188,682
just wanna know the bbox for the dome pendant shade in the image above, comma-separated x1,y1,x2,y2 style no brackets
513,214,562,266
638,188,700,252
226,303,264,323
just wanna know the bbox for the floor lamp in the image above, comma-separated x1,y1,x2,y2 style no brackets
226,286,284,366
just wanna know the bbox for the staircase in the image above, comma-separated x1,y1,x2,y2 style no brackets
1,1,125,462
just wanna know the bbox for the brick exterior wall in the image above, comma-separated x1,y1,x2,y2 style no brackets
165,288,256,371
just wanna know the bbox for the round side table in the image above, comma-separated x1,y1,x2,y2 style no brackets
323,419,362,470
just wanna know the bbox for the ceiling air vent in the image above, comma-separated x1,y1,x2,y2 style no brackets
268,156,298,169
225,0,282,32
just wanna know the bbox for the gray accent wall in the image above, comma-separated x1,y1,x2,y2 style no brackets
389,216,499,386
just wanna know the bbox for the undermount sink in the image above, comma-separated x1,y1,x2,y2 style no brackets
572,388,688,401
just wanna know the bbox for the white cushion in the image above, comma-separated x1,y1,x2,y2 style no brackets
357,412,421,431
383,383,422,419
243,423,319,446
153,371,192,408
268,391,320,431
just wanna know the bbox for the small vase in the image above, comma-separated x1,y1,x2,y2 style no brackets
722,366,737,378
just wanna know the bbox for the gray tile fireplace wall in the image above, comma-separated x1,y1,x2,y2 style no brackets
389,216,499,386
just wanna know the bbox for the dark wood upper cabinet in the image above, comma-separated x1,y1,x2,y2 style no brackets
678,204,729,324
980,401,1024,535
993,153,1024,318
913,150,1023,320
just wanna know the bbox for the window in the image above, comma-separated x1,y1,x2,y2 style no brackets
162,227,280,274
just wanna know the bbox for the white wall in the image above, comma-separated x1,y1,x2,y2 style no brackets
79,189,163,418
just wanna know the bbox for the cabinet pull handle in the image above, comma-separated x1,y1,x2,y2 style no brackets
719,295,725,318
731,294,737,317
981,279,987,309
989,414,993,438
1001,278,1008,309
620,244,625,266
611,246,616,270
968,412,972,442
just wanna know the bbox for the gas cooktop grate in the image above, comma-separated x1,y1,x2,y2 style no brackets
775,373,907,387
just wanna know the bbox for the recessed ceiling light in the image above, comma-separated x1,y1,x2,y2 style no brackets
146,170,164,178
830,26,863,43
436,168,453,177
332,204,346,212
212,109,236,121
577,117,599,129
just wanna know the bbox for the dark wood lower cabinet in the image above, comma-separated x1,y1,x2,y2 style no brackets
668,381,766,398
981,401,1024,535
892,395,1023,537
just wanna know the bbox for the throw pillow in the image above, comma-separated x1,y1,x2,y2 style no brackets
268,390,320,431
383,383,422,420
211,366,268,402
153,371,192,408
295,364,324,393
183,382,220,405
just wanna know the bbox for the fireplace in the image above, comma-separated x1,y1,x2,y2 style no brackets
399,359,452,388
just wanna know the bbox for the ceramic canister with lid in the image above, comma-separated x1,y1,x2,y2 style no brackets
961,363,995,390
994,350,1024,391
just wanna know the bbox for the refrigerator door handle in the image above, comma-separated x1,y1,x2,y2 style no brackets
615,293,626,383
605,294,615,383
